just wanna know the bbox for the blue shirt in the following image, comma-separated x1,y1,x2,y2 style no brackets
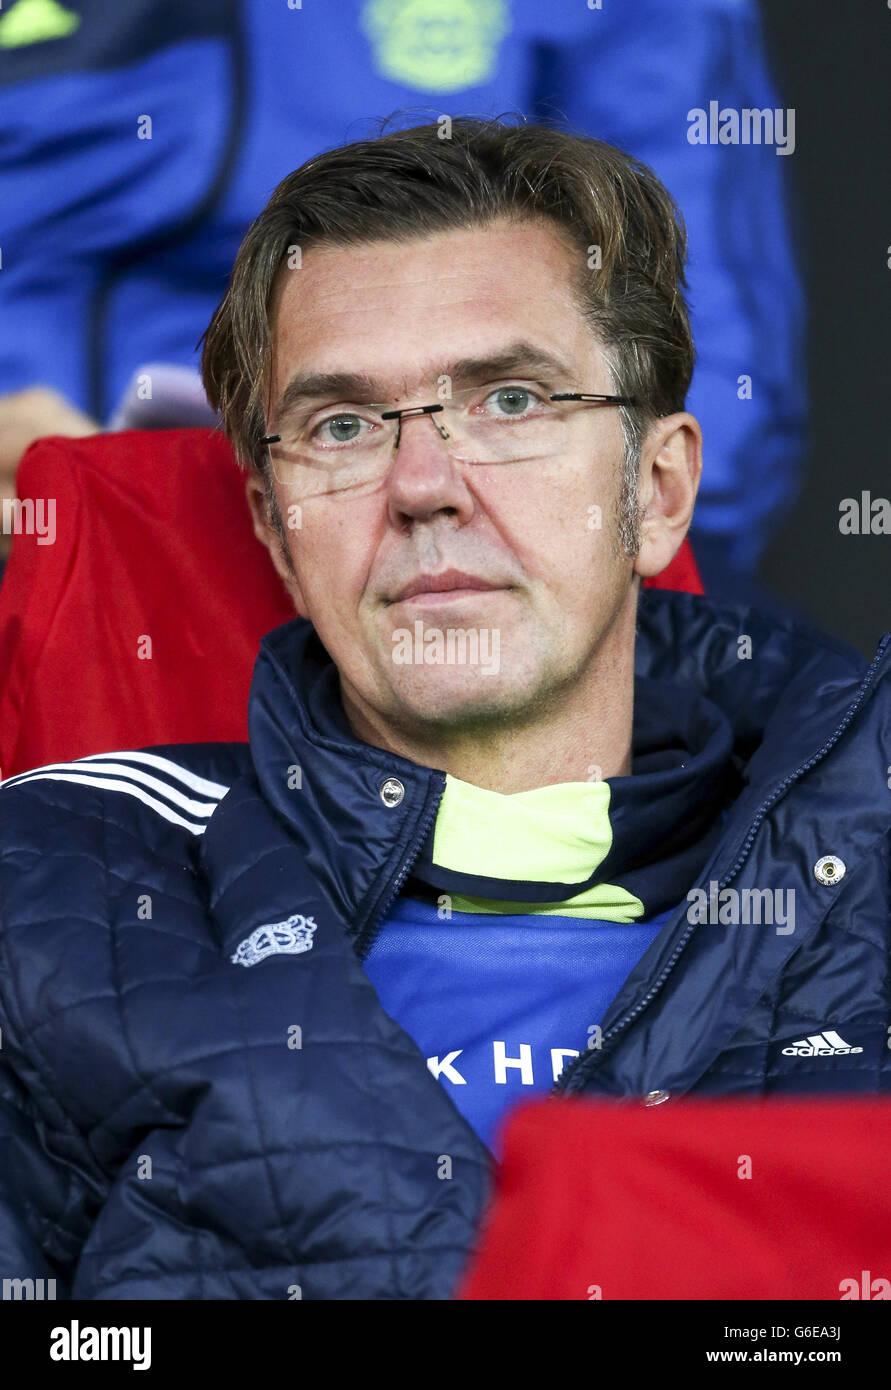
351,670,738,1157
364,898,674,1154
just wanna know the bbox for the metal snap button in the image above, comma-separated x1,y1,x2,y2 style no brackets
814,855,845,886
643,1089,671,1106
380,777,405,808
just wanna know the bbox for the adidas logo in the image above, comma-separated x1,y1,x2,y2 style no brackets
781,1030,863,1057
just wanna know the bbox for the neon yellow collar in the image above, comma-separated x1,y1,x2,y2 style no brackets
430,774,644,922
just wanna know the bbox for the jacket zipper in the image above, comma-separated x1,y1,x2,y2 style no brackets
355,772,447,962
552,632,891,1097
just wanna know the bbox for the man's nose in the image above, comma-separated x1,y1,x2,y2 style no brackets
385,410,475,527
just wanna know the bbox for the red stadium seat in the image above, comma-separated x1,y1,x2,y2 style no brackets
0,429,703,778
457,1095,891,1300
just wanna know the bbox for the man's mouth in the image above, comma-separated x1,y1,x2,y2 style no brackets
390,569,507,606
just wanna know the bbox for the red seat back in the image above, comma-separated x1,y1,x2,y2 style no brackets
0,429,703,777
457,1095,891,1300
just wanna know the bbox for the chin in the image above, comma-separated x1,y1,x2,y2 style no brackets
387,666,540,730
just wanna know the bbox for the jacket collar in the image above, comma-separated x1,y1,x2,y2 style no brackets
238,616,444,948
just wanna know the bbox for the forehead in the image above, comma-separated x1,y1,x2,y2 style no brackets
267,219,606,398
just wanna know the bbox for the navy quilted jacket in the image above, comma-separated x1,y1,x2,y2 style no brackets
0,590,889,1300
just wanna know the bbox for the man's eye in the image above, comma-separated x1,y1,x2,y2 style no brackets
313,413,369,445
483,386,542,418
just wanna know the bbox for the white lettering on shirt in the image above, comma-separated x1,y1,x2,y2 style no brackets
493,1041,534,1085
427,1051,467,1084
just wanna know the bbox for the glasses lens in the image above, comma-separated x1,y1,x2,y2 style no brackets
266,406,394,496
443,384,571,464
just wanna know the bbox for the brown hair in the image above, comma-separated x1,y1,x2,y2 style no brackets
201,116,694,547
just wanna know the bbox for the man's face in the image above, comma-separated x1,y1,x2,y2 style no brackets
259,219,642,739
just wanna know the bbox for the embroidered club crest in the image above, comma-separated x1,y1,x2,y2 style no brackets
231,914,318,967
360,0,510,93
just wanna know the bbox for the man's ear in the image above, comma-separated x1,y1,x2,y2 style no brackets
632,413,702,580
245,474,307,614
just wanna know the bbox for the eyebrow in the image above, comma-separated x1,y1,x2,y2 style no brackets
269,342,580,427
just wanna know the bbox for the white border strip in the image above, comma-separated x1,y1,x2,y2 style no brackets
0,772,211,835
78,750,230,798
2,761,223,818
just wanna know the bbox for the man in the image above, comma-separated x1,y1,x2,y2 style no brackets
0,119,888,1302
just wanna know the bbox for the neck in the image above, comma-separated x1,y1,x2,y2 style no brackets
341,622,636,796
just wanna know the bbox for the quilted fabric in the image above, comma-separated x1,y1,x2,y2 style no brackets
0,589,889,1299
